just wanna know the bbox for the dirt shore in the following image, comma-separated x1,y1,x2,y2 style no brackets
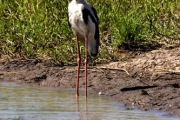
0,47,180,117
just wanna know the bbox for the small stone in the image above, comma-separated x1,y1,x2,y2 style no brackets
141,90,149,95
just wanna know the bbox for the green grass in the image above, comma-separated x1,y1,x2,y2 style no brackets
0,0,179,64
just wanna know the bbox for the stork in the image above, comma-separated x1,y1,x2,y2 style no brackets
68,0,99,97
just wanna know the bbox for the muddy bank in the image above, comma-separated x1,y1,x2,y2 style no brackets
0,47,180,117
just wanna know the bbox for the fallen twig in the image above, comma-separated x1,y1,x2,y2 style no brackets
168,70,180,74
97,67,130,76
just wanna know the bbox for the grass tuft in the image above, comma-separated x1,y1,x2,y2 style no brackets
0,0,179,64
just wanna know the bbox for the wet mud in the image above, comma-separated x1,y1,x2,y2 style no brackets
0,47,179,117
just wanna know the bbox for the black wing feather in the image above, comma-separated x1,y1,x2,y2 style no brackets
91,6,99,23
67,13,71,28
82,7,99,54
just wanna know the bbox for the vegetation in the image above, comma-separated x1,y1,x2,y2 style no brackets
0,0,179,64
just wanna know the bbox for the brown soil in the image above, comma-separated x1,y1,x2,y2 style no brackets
0,47,180,117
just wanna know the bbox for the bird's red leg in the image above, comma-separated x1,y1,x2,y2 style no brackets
85,33,88,97
76,33,81,97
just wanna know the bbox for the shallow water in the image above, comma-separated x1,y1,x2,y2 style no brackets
0,82,178,120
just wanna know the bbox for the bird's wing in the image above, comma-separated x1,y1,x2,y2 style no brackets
67,13,71,28
91,6,99,23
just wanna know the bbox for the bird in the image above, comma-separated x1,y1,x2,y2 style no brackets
68,0,99,97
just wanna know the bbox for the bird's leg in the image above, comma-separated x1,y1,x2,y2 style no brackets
85,33,88,97
76,33,81,97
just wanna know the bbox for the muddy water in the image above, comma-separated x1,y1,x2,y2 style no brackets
0,82,178,120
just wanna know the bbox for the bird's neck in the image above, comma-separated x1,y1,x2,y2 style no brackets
74,0,84,3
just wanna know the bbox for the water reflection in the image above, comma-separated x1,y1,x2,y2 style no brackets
0,82,179,120
76,97,88,120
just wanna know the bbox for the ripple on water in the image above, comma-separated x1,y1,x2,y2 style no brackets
0,82,179,120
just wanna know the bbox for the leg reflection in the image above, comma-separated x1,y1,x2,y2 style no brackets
76,97,81,120
85,97,88,120
76,97,89,120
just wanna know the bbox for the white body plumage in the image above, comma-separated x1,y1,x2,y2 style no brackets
68,0,99,56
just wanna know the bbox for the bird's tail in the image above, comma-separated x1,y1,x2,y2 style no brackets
88,36,99,57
